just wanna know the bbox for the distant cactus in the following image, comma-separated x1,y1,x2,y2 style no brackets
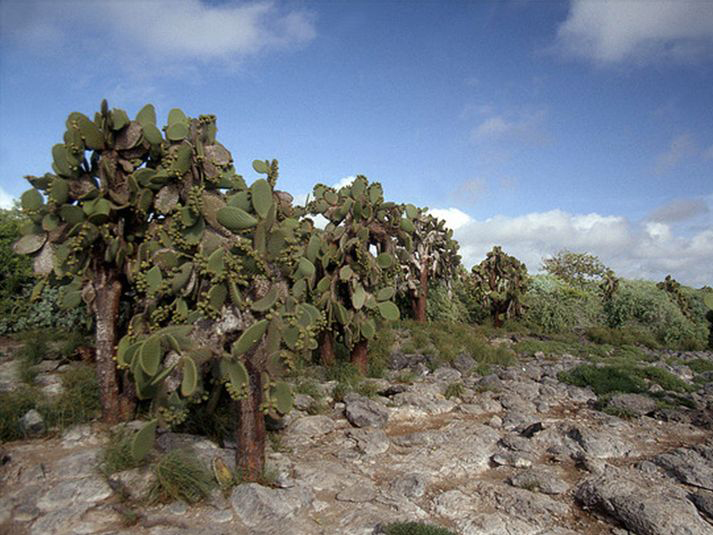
306,176,407,373
396,206,460,322
657,275,692,319
14,101,320,480
471,246,529,327
599,268,620,302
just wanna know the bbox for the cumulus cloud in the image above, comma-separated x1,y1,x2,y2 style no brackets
556,0,713,64
428,208,473,231
1,0,315,68
471,109,548,145
437,206,713,287
0,186,15,209
654,133,697,174
648,198,709,223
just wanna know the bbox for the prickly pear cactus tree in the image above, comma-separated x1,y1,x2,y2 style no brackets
14,101,319,479
306,176,405,373
657,275,692,319
471,246,529,327
396,206,461,322
599,268,620,302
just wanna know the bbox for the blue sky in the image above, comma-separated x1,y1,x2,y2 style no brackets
1,0,712,285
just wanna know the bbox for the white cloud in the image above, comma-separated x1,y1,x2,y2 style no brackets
428,208,473,231
450,207,713,287
0,186,15,209
333,176,356,190
1,0,315,68
556,0,713,64
471,110,548,145
654,133,697,174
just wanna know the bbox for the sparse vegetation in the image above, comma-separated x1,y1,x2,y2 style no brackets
380,521,456,535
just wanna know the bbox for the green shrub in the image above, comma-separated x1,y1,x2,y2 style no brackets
523,275,603,334
368,326,395,378
605,280,706,350
0,286,93,335
426,283,470,324
585,325,659,349
148,450,214,504
381,522,456,535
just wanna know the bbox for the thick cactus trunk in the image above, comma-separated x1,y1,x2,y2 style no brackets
412,265,429,322
94,264,133,423
351,340,368,375
319,331,335,366
234,357,266,481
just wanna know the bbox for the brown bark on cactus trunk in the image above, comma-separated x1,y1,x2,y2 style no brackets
234,357,266,481
412,264,429,322
319,331,335,366
351,340,369,375
93,264,134,424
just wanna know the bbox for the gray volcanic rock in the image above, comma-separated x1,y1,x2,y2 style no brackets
575,467,712,535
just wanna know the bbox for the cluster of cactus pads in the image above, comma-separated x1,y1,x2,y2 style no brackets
395,206,461,322
657,274,693,319
305,176,406,372
470,246,529,327
14,101,323,478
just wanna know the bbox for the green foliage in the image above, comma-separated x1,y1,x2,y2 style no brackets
523,274,603,334
380,522,456,535
367,324,395,378
605,279,707,349
148,450,214,504
470,246,529,327
0,285,93,335
426,281,471,324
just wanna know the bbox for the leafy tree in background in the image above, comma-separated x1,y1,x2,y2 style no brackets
0,206,33,306
542,250,609,288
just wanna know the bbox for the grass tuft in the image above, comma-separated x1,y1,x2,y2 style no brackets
100,428,145,476
148,450,214,504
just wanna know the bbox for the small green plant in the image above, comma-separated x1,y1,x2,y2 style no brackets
381,521,456,535
148,450,214,504
100,428,145,476
444,382,464,400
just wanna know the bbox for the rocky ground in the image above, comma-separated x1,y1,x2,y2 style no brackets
2,338,713,535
